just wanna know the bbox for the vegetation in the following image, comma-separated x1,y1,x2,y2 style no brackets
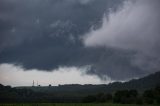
0,71,160,104
0,103,160,106
82,87,160,104
1,84,160,104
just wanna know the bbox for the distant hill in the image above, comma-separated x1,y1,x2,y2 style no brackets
0,71,160,103
107,71,160,92
16,71,160,94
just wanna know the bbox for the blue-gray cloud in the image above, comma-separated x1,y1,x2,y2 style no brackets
0,0,155,81
84,0,160,73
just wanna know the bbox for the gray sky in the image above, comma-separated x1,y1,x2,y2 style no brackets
84,0,160,72
0,0,159,86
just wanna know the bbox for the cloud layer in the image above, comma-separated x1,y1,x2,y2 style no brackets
84,0,160,72
1,0,159,82
0,63,111,86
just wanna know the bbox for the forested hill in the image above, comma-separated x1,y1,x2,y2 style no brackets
106,71,160,92
0,71,160,103
16,71,160,93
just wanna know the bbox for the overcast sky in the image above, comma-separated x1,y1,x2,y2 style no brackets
0,0,160,86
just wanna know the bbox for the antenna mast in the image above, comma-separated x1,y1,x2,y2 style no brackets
32,80,35,87
37,81,38,86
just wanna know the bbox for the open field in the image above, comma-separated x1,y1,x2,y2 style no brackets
0,103,159,106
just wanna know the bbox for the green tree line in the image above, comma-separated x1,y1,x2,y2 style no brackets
83,86,160,104
0,83,160,104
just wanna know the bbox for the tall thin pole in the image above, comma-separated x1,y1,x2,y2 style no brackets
33,80,34,87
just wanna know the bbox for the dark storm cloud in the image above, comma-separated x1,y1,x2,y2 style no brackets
84,0,160,79
0,0,117,49
0,0,152,81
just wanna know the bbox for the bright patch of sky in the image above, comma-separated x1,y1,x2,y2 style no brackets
0,63,112,87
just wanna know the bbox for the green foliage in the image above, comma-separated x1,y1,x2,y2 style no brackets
142,86,160,104
113,90,138,104
155,86,160,104
0,103,159,106
82,93,112,103
1,84,160,104
82,95,96,103
0,71,160,104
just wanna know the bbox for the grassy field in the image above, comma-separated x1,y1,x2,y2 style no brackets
0,103,159,106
